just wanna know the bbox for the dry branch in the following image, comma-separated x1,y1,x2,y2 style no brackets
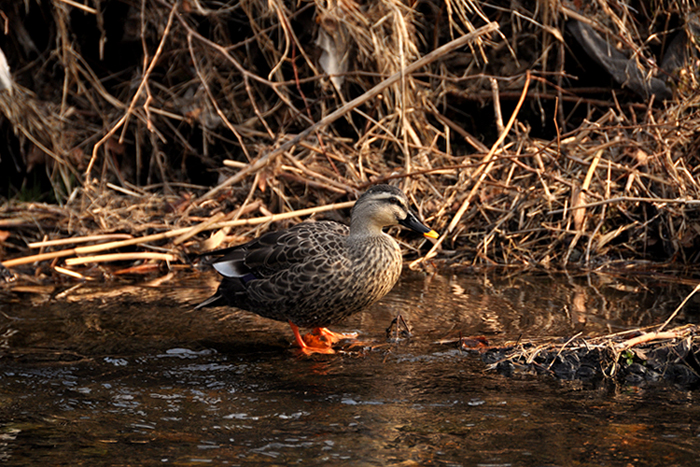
196,21,499,202
0,0,699,272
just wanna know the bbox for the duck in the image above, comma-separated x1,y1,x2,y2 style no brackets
195,184,438,354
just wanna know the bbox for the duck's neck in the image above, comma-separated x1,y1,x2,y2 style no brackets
347,220,399,266
348,201,390,238
346,223,403,288
348,216,385,240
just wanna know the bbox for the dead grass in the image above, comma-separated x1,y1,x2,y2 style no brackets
0,0,698,277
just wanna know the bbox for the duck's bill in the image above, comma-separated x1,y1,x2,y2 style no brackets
400,212,440,239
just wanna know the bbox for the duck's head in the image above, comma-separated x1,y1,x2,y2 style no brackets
350,184,439,239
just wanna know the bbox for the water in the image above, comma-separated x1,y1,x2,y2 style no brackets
1,270,699,466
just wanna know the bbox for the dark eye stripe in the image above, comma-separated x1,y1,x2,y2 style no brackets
388,197,407,210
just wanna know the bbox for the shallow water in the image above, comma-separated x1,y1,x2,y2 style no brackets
1,270,700,466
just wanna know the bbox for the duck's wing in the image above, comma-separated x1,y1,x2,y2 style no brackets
209,221,349,280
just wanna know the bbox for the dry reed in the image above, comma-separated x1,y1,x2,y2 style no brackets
0,0,698,277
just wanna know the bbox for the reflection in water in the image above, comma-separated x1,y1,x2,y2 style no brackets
0,270,699,465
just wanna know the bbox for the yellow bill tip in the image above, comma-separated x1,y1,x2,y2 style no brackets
423,229,439,239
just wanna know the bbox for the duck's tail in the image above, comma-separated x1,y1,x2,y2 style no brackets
193,293,226,310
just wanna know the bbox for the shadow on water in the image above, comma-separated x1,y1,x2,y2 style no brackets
1,270,700,465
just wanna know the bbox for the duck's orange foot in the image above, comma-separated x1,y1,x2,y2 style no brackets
311,327,358,345
288,321,336,355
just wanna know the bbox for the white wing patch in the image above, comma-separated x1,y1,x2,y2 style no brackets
213,260,245,278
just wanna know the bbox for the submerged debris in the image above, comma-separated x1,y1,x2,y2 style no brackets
480,325,700,388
